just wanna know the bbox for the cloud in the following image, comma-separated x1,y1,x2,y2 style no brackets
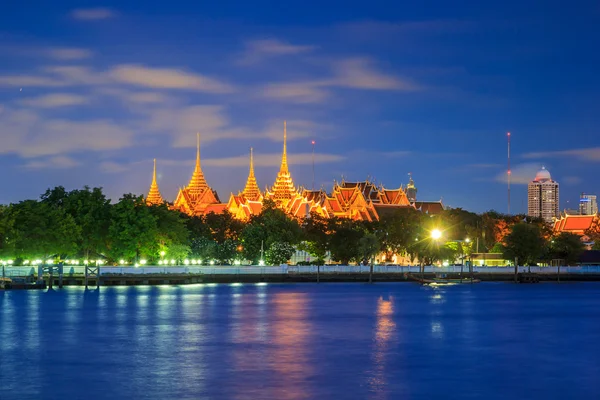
100,161,129,174
20,93,89,108
523,147,600,162
262,82,329,103
45,47,93,60
109,64,235,93
495,163,541,184
0,106,137,157
563,176,582,185
22,156,80,169
331,58,419,90
261,57,418,103
70,8,116,20
0,75,66,87
239,39,315,64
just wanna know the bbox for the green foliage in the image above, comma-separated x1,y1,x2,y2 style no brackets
106,194,158,263
148,203,189,255
166,243,191,263
550,232,585,265
301,212,330,260
265,242,295,265
212,238,238,264
358,232,379,263
328,218,365,264
4,200,80,259
190,236,216,261
490,242,504,253
502,223,546,266
378,208,422,259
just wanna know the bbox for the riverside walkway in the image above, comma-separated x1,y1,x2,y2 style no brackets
3,265,600,286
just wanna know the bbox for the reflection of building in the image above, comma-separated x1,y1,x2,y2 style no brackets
579,193,598,215
527,166,559,224
146,122,443,221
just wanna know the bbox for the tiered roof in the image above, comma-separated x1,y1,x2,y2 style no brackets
242,147,262,201
553,213,599,235
146,159,164,205
173,133,221,215
267,121,298,205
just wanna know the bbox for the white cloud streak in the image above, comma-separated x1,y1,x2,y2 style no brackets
523,147,600,162
20,93,89,108
70,8,116,20
239,39,315,64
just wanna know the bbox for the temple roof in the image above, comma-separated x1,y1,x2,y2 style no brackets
553,214,597,234
146,158,164,205
242,147,262,201
187,132,209,195
414,201,445,215
269,121,298,204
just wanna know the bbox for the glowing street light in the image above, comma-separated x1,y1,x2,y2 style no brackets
431,229,442,240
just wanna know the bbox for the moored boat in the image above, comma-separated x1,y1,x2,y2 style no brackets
408,274,480,285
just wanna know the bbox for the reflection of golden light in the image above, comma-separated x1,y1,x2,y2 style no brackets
369,297,396,396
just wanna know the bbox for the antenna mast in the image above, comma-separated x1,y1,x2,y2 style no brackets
507,131,511,215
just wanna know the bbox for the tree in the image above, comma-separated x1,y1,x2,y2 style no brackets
106,194,158,263
300,212,330,261
212,238,238,264
190,236,216,261
358,232,379,264
6,200,80,260
165,243,191,264
378,208,421,260
328,218,365,264
502,223,546,266
265,242,295,265
148,204,189,256
41,186,111,258
549,232,585,265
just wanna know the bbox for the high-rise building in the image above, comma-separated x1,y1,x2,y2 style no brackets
527,166,559,224
579,193,598,215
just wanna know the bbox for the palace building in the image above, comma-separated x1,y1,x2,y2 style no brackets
146,121,443,221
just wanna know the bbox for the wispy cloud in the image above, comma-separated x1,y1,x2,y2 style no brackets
0,106,137,157
495,163,541,184
100,161,129,173
45,47,93,60
70,8,116,20
331,58,419,90
523,147,600,162
20,93,89,108
109,64,235,93
262,82,329,103
261,57,418,103
239,39,315,65
22,156,80,169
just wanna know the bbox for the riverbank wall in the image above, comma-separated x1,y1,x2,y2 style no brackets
3,265,600,286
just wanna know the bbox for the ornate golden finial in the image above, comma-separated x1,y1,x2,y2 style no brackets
242,147,261,201
187,132,208,194
146,158,164,205
281,120,288,172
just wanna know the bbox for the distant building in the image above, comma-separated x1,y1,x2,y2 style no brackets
527,166,559,224
579,193,598,215
406,173,417,203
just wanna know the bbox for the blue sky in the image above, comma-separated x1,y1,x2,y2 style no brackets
1,1,599,213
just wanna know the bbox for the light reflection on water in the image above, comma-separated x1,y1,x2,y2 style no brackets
1,283,600,400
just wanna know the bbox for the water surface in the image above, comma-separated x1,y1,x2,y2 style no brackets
1,283,599,399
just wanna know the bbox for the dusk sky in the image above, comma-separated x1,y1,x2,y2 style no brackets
1,1,599,213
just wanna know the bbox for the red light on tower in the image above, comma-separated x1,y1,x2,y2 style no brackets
311,140,315,145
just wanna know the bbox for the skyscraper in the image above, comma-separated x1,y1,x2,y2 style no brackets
527,166,559,224
579,193,598,215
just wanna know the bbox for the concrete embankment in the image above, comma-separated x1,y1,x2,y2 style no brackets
20,272,600,287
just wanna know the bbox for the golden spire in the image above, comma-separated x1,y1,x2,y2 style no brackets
280,120,288,172
242,147,261,201
146,158,164,205
269,120,297,204
187,132,208,194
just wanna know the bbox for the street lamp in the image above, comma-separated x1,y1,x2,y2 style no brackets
431,229,442,240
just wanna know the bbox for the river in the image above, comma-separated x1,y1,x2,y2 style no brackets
1,283,599,399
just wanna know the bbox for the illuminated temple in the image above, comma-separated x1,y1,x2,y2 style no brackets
146,122,443,220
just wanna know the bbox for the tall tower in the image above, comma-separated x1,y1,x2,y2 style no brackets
188,132,208,194
146,158,164,205
527,166,559,223
242,147,262,201
268,121,298,205
406,172,417,203
579,193,598,215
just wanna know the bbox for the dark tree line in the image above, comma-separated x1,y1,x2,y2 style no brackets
0,186,588,266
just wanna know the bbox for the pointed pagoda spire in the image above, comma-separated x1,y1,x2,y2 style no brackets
146,158,164,205
187,132,208,194
269,120,297,204
242,147,261,200
280,120,288,173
